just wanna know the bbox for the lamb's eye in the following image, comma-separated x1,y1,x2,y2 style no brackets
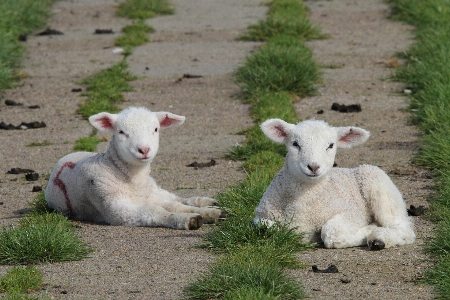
155,128,158,132
118,130,128,137
293,141,301,149
327,143,334,150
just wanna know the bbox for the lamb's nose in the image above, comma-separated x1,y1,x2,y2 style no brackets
138,147,150,156
307,164,320,173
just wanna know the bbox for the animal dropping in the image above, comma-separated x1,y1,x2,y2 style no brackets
254,119,415,250
46,107,226,230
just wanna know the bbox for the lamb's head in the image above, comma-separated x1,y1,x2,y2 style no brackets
89,107,185,165
261,119,370,180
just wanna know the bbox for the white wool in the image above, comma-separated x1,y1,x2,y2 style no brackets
254,119,415,249
45,107,224,230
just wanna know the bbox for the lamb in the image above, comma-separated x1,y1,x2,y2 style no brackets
45,107,225,230
253,118,415,250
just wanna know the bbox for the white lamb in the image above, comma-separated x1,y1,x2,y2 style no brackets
254,118,415,250
45,107,225,230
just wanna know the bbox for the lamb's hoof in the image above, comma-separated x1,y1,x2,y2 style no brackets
368,239,385,251
188,215,203,230
219,211,228,220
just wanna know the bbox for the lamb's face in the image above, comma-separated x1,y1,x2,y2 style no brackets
89,107,186,167
260,118,370,182
114,109,160,165
286,121,337,180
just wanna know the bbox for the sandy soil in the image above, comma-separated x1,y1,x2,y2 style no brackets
0,0,435,299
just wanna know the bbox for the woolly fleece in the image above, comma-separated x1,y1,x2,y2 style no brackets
254,119,415,249
45,107,224,230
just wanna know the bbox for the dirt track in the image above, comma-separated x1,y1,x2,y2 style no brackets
0,0,435,299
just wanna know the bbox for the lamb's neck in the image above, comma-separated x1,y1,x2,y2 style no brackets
106,142,151,182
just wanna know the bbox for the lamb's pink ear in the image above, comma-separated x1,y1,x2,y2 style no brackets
156,112,186,128
260,118,293,144
88,112,118,132
335,126,370,148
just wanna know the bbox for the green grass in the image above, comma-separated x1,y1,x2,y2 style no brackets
73,135,101,152
240,0,324,41
115,20,155,48
186,1,321,298
0,212,92,265
186,247,304,300
235,36,320,99
28,192,54,215
26,141,52,147
0,267,43,295
77,60,137,119
116,0,174,19
387,0,450,297
0,0,56,89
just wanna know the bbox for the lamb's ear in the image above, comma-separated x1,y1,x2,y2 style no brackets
156,112,186,128
335,126,370,148
260,118,293,144
89,112,118,132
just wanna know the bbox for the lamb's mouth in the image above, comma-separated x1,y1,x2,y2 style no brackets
302,171,319,178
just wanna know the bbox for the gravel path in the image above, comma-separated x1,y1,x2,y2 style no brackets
0,0,435,299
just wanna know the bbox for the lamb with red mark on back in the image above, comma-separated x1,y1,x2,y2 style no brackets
45,106,226,230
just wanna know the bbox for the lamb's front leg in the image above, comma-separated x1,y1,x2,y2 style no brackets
153,188,226,223
104,201,203,230
178,196,218,207
321,214,377,249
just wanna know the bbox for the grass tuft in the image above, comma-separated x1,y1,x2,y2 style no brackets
0,267,43,294
26,141,52,147
0,0,56,89
235,36,320,99
77,60,137,119
240,0,324,41
185,247,304,300
388,0,450,297
115,20,155,47
73,135,101,152
0,213,92,265
116,0,174,19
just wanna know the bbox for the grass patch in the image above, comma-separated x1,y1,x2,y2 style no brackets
228,92,298,160
240,0,324,41
28,192,54,215
186,247,304,300
26,141,52,147
77,60,137,119
186,1,321,298
116,0,174,20
235,36,320,99
0,267,43,295
73,135,101,152
388,0,450,297
0,212,92,265
0,0,56,89
115,20,155,48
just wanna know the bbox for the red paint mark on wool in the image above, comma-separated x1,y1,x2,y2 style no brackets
53,162,76,217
